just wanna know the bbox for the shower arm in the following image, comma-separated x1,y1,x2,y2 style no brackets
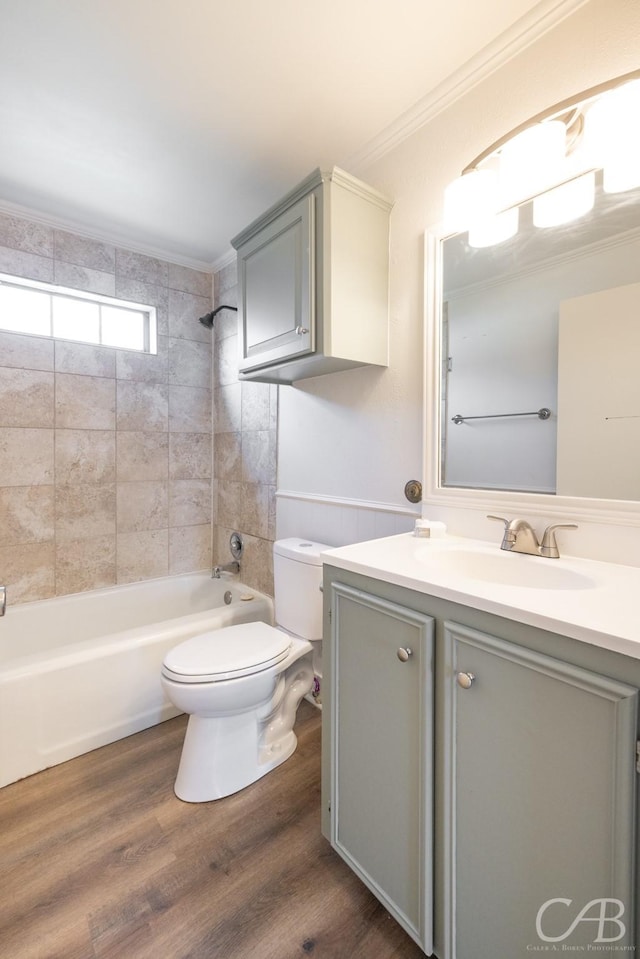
198,305,238,329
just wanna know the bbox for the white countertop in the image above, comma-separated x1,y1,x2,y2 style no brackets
322,533,640,660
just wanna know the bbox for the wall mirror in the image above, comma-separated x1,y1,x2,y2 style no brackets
424,71,640,524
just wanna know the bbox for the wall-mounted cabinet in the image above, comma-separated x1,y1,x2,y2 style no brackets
231,167,392,384
323,566,640,958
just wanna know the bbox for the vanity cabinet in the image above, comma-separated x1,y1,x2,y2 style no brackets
322,566,640,959
330,583,434,952
231,167,391,384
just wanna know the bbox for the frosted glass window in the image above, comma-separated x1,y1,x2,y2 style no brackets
0,284,51,335
101,306,145,351
0,273,156,353
52,297,100,344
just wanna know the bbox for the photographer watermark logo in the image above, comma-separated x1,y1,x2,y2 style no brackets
536,898,626,944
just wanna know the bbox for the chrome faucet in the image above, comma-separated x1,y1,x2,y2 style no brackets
0,586,5,616
212,561,240,578
487,516,577,558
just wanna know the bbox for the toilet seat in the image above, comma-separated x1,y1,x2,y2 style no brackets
161,621,291,684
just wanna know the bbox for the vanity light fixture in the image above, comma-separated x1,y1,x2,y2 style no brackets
443,69,640,244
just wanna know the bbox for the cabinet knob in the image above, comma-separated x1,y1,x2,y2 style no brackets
456,671,476,689
295,326,309,335
397,647,413,662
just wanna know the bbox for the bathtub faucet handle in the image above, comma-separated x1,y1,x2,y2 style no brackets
0,585,6,616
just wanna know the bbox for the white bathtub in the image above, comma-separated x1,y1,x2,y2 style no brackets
0,572,273,788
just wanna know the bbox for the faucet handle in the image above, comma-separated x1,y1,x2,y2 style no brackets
486,515,511,528
540,523,578,558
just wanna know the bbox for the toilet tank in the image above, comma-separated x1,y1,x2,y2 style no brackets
273,538,331,640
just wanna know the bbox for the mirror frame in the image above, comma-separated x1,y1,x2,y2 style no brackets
423,228,640,527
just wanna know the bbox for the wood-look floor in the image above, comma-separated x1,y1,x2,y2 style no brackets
0,702,427,959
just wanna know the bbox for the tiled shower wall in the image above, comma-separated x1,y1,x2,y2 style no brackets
0,212,213,604
213,261,277,596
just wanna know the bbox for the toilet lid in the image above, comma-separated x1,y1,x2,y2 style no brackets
162,621,291,683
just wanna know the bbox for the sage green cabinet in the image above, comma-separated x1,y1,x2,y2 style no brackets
231,167,391,384
322,567,640,959
328,583,434,953
444,621,638,959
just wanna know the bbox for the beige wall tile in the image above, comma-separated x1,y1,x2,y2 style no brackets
214,432,241,482
53,261,116,297
55,430,116,485
268,485,276,541
0,368,54,427
237,532,273,597
240,482,269,538
117,529,168,584
55,483,116,542
0,486,54,546
116,381,168,432
169,432,211,480
214,383,241,434
117,481,168,532
169,479,211,527
241,430,276,484
0,428,54,486
241,381,270,431
0,331,54,371
115,335,169,384
0,245,53,282
114,277,169,335
115,249,169,287
168,337,211,389
214,261,237,298
117,431,169,481
217,480,241,530
168,263,212,299
53,230,116,272
55,535,116,596
0,542,55,604
54,341,116,378
169,524,211,575
168,289,212,343
169,385,212,433
269,385,278,430
55,372,116,429
214,333,239,387
0,213,53,256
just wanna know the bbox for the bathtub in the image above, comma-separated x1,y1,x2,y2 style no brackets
0,572,273,788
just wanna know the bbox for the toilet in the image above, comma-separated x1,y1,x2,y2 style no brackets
161,537,329,802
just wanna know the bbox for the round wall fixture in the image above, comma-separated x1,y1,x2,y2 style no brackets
230,531,244,560
404,480,423,504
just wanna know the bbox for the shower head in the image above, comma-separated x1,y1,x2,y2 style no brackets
198,304,238,329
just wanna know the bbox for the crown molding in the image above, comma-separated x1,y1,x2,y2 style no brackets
345,0,590,172
0,197,214,274
211,247,237,274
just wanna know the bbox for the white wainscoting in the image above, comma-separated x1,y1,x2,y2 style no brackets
276,490,419,549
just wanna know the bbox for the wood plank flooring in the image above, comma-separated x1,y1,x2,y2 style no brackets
0,702,427,959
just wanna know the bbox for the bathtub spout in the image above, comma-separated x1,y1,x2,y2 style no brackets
212,562,240,579
0,586,5,616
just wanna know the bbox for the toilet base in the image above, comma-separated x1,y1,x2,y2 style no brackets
172,647,313,802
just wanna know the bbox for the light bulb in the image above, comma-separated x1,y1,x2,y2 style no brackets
468,208,519,248
443,169,498,234
584,80,640,193
532,172,595,228
499,120,566,208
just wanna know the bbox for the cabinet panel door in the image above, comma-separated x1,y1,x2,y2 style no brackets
444,622,638,959
331,583,434,952
238,194,315,372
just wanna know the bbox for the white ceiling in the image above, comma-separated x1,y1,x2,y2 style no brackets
0,0,577,269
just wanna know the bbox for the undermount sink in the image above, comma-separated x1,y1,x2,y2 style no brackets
417,545,598,591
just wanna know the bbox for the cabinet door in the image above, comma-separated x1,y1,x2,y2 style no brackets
443,622,638,959
330,583,434,953
237,193,315,372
